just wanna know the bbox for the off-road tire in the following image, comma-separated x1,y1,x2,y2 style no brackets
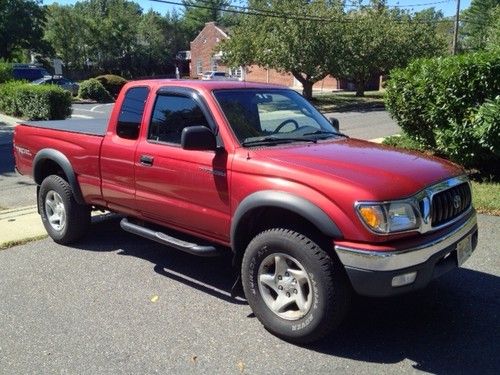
38,175,90,244
241,228,351,344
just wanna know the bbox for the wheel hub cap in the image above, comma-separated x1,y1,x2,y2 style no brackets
257,253,313,320
45,190,66,231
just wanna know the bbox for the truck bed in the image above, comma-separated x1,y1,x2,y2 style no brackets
22,119,108,136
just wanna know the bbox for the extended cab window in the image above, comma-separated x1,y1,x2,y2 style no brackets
148,94,209,144
117,87,149,139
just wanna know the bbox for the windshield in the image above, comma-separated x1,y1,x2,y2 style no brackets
213,89,340,146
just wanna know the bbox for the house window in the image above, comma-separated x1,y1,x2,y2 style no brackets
211,58,218,72
229,66,243,79
196,59,203,75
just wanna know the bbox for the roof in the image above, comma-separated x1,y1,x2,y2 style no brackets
127,79,288,92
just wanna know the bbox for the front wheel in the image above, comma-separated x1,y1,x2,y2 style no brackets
38,175,90,244
241,228,351,344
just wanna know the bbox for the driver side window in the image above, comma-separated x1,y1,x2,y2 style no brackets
149,94,209,144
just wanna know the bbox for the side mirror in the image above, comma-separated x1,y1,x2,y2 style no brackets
329,117,340,132
181,126,217,151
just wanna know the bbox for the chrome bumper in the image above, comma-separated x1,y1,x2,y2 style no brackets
334,210,477,272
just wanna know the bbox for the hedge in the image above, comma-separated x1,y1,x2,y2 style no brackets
0,81,72,120
95,74,127,98
0,62,12,83
78,78,113,103
385,50,500,170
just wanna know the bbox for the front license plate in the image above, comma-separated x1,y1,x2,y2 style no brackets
456,234,473,266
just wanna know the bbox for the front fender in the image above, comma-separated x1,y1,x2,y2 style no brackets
230,190,343,250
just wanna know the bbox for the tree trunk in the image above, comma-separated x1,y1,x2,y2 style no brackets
355,78,365,97
302,81,313,100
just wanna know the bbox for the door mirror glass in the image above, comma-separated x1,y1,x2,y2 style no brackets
329,117,340,132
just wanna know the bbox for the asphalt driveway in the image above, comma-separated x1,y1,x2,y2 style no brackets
0,214,498,374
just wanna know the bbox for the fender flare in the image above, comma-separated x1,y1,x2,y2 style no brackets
230,190,343,250
33,148,85,205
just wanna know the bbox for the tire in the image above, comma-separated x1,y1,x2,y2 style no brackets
241,228,351,344
38,175,90,244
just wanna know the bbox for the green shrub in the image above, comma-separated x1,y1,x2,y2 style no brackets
385,50,500,170
0,81,72,120
78,78,113,102
95,74,127,98
0,62,12,83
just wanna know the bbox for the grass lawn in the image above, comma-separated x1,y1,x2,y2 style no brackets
471,181,500,216
310,90,385,112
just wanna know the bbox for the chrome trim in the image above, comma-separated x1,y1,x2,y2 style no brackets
355,175,472,235
335,210,477,272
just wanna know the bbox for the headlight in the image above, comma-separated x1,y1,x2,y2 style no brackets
356,201,419,234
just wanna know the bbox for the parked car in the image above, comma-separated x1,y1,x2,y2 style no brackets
14,80,478,344
32,76,79,96
12,64,51,82
201,71,235,80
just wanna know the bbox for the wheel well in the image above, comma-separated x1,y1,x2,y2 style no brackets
232,207,326,268
34,159,68,185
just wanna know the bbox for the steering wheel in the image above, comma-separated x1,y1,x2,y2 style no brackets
274,119,300,133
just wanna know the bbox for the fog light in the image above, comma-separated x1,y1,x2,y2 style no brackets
391,272,417,287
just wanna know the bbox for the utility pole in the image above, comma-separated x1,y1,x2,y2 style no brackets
452,0,461,55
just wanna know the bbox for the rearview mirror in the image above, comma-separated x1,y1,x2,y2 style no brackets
181,126,217,151
329,117,340,132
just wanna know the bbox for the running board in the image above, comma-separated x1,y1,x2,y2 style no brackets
120,218,221,257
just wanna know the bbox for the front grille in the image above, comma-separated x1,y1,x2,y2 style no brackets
431,183,471,227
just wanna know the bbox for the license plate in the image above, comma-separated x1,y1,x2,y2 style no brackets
457,234,473,266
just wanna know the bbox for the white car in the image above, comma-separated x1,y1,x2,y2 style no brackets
201,71,236,80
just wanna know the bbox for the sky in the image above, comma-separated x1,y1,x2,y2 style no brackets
42,0,471,18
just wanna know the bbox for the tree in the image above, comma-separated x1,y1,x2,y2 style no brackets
461,0,500,51
76,0,143,75
182,0,239,40
221,0,343,99
44,4,89,71
335,2,446,96
0,0,46,60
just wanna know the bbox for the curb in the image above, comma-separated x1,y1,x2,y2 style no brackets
0,206,46,248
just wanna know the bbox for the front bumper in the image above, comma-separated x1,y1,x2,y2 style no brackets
334,211,478,297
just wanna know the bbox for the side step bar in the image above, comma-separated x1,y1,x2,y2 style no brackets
120,218,221,257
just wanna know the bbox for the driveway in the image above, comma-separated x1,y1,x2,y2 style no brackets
0,214,498,374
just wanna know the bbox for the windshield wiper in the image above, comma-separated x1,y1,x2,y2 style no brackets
241,136,317,147
303,130,349,138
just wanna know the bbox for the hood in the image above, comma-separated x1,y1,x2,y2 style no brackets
252,138,463,200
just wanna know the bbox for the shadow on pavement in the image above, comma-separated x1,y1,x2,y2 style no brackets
74,215,499,373
73,215,244,305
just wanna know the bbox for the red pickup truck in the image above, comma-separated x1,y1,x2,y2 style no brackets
14,80,478,343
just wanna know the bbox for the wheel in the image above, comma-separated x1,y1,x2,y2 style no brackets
38,175,90,244
241,228,351,344
274,119,299,133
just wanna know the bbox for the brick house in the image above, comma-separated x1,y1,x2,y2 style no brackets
189,22,341,91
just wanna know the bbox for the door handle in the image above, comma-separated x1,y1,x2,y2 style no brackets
140,155,154,166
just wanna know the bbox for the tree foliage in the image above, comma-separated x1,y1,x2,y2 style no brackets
461,0,500,51
0,0,46,60
182,0,240,40
221,0,343,99
336,2,446,96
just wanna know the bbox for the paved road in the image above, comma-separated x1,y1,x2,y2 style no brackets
0,105,398,210
327,110,400,140
0,214,498,374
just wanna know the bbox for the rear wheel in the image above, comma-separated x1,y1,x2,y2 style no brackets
38,175,90,244
241,228,351,344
